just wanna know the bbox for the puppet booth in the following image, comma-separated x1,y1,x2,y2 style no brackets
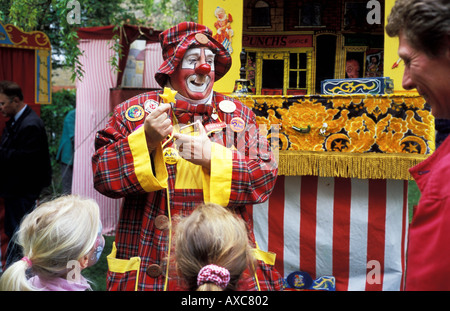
0,21,52,272
198,0,433,291
72,25,162,235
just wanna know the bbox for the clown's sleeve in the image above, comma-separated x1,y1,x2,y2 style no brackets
202,110,278,207
92,103,168,199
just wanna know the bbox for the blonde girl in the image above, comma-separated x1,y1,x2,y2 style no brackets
0,195,104,291
173,203,254,291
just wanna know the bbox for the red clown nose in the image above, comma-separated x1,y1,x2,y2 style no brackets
195,63,211,75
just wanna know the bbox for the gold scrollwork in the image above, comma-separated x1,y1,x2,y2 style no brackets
329,82,377,94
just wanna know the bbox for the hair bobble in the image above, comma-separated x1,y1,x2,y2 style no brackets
21,256,32,267
197,264,230,290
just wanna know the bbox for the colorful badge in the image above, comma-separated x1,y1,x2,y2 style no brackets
230,117,245,132
219,100,236,113
144,99,159,113
163,147,180,165
125,105,144,122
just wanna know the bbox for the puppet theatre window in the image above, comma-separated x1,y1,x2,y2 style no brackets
315,34,337,93
289,52,308,92
251,0,271,27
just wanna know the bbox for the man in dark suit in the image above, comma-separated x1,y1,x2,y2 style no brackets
0,81,52,267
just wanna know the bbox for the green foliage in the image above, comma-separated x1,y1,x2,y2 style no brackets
142,0,198,29
408,180,421,223
0,0,199,82
40,89,76,195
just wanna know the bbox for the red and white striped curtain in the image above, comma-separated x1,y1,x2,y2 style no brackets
73,39,163,235
249,175,409,291
73,39,121,235
143,43,164,89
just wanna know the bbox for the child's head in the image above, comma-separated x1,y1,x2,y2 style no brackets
173,203,254,291
0,195,103,291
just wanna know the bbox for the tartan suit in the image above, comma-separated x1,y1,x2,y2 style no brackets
92,90,283,291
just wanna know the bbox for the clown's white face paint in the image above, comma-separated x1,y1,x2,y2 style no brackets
169,47,215,100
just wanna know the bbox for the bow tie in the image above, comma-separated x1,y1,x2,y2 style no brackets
171,100,214,124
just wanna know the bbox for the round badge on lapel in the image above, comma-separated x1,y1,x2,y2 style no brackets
219,100,236,113
125,105,144,122
163,147,180,165
230,117,245,132
144,99,159,113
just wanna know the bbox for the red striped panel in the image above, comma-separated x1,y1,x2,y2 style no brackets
299,175,318,278
366,179,387,291
251,176,408,291
268,176,285,276
332,177,352,290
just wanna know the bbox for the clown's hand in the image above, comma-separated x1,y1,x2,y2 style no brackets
173,121,211,170
144,103,173,151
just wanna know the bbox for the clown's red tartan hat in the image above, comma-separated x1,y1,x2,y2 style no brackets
154,22,232,88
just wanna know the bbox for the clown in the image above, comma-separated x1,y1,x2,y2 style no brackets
92,22,282,291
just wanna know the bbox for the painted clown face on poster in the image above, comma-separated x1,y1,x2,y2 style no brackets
169,47,215,100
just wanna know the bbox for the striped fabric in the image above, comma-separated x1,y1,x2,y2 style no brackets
73,39,163,235
250,175,409,291
142,43,164,88
73,39,121,235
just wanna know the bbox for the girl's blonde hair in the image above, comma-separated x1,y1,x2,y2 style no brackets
0,195,100,291
173,203,254,291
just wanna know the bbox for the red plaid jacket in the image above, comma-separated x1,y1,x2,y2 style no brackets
92,90,283,291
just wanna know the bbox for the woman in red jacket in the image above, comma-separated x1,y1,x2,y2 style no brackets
386,0,450,290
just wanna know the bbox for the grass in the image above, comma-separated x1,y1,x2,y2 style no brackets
408,180,421,223
84,181,421,291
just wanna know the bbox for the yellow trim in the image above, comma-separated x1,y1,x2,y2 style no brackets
202,167,211,203
250,243,277,291
107,242,141,291
203,143,233,206
175,159,203,189
251,259,261,291
128,126,168,191
164,188,172,291
251,248,277,266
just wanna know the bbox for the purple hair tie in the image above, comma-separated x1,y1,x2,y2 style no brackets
197,264,231,290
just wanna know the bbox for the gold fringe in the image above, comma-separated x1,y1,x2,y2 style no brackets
277,151,429,180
